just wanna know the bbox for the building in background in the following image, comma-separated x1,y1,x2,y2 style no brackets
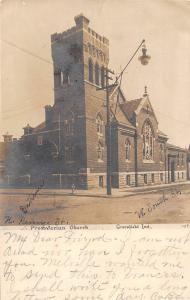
187,145,190,180
2,15,188,189
0,133,14,186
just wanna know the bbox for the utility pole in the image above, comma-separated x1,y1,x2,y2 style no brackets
97,40,150,195
58,112,61,155
97,68,117,196
104,68,117,195
105,68,112,195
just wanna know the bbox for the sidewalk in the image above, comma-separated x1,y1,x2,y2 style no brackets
0,181,189,198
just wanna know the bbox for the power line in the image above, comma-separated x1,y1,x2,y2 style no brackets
1,39,52,65
1,38,190,128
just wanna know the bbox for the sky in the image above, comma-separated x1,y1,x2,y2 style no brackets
0,0,190,148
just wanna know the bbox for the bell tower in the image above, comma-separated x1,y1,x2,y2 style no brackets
51,14,109,104
51,15,110,188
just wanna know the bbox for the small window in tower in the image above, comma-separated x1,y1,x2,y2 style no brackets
61,69,70,85
95,63,100,86
54,69,61,88
101,66,105,88
88,59,93,83
37,136,43,146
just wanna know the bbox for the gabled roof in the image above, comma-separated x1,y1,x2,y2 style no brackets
110,107,136,129
33,122,46,133
120,98,143,121
167,143,187,152
158,130,167,137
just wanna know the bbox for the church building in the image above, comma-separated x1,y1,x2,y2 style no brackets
3,14,188,189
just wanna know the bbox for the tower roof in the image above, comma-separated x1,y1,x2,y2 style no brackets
74,14,90,27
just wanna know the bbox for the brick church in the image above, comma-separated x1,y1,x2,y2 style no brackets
2,14,188,189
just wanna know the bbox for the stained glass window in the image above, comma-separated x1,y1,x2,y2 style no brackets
96,113,103,135
97,141,104,161
142,121,154,160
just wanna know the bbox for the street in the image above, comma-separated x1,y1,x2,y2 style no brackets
0,183,190,225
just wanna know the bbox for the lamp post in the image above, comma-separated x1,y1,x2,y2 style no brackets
99,39,151,196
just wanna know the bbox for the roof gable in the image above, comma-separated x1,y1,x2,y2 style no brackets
110,86,135,128
120,98,142,121
135,96,158,124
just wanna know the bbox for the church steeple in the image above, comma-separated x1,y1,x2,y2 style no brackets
143,85,148,97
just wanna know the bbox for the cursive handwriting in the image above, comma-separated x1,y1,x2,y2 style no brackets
19,181,44,215
135,190,181,219
1,225,190,300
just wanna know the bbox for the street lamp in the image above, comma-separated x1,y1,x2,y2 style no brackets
138,42,151,65
99,39,151,195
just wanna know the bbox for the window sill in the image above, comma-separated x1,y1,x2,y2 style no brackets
125,160,131,163
143,160,154,164
98,159,104,163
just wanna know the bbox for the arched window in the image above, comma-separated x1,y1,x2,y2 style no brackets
62,69,70,84
142,120,154,160
65,144,75,162
54,69,61,88
160,143,164,162
65,111,74,135
125,139,131,161
96,113,103,135
95,63,100,86
101,66,105,88
97,141,104,161
88,59,93,83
